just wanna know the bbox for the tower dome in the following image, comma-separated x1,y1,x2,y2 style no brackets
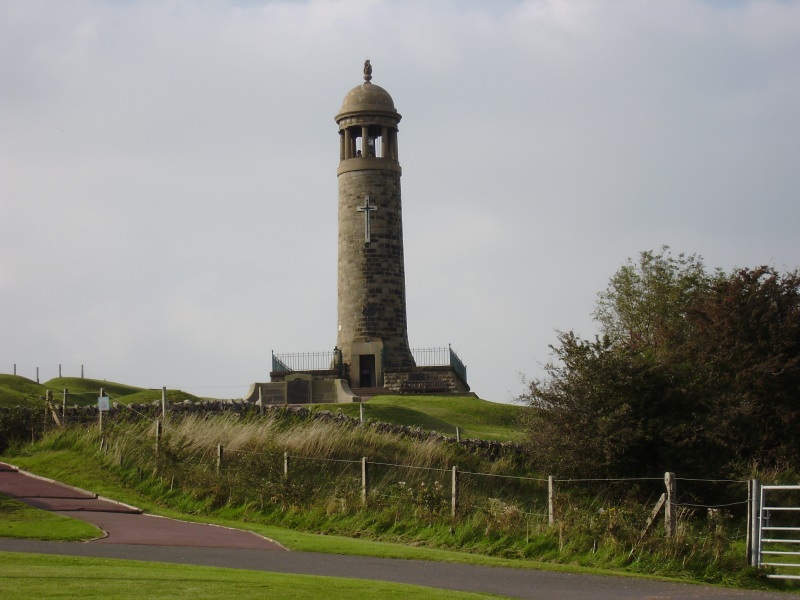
336,58,401,121
337,82,399,119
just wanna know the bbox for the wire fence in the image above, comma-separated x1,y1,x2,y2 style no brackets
7,396,771,570
87,401,753,533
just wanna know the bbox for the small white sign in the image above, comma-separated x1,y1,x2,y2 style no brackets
98,396,110,412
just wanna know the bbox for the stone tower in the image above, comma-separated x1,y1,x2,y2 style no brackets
335,61,415,388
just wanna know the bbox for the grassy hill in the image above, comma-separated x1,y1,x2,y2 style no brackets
0,375,46,408
44,377,145,405
0,375,206,407
313,395,524,442
1,373,524,441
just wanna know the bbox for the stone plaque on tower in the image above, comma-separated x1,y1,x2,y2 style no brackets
335,61,415,388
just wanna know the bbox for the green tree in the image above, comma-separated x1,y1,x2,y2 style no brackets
593,246,714,359
682,266,800,469
521,332,708,478
521,252,800,479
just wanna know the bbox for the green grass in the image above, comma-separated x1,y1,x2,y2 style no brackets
0,494,102,541
0,375,202,407
368,395,523,441
109,388,204,405
44,377,146,406
0,375,46,407
0,552,502,599
0,375,148,407
0,449,575,572
3,435,787,591
312,395,524,442
0,453,633,582
316,403,457,433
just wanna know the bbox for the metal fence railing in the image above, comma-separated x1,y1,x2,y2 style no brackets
271,350,340,374
271,345,466,384
448,345,467,384
411,347,450,367
751,482,800,579
411,345,467,383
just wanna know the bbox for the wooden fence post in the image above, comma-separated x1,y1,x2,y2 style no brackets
456,426,461,442
361,457,369,506
45,390,62,428
161,387,167,420
283,451,290,480
62,388,68,425
664,472,677,537
217,444,224,473
548,476,556,526
258,386,263,416
155,419,162,457
98,388,105,434
451,465,459,518
359,403,364,424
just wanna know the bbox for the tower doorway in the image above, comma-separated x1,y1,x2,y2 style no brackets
359,354,376,387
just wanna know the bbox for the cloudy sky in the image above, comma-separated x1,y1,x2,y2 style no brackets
2,1,799,403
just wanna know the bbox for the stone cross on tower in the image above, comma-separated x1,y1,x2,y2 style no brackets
335,62,415,389
356,196,378,244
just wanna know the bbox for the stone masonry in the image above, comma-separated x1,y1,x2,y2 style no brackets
335,62,415,385
263,62,469,401
337,170,412,368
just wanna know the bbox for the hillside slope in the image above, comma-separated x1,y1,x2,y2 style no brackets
314,395,524,442
1,373,524,441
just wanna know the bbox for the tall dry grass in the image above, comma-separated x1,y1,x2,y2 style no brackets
146,413,471,469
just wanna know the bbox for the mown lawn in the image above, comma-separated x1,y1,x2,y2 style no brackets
0,552,500,600
0,494,102,541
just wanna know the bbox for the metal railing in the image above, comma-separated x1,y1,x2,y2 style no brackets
751,482,800,579
411,345,467,384
271,350,341,374
411,347,450,367
448,345,468,384
271,345,466,384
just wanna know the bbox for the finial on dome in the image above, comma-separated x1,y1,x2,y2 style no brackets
363,59,372,83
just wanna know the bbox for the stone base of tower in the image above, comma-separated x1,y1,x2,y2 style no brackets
383,366,470,394
246,364,468,405
245,373,360,406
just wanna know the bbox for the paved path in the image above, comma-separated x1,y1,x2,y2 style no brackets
0,462,283,550
1,462,798,599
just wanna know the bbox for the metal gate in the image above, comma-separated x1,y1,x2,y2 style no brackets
750,481,800,579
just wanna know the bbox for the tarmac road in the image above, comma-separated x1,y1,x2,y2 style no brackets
1,462,798,599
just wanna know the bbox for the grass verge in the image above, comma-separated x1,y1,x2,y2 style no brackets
0,494,102,541
0,552,501,600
